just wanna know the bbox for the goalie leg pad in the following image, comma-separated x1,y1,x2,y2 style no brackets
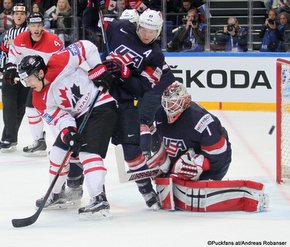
155,177,175,210
172,179,268,212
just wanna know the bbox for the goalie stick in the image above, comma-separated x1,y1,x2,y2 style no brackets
115,145,160,183
11,88,103,228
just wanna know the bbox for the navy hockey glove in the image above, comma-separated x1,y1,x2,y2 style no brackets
88,64,116,90
61,127,85,153
3,63,18,85
103,53,132,79
140,124,155,159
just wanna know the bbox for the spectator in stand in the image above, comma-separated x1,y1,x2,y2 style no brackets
0,0,13,42
49,0,72,46
218,16,248,52
166,8,205,52
278,11,290,51
176,0,195,25
260,8,284,51
273,0,290,14
31,2,51,29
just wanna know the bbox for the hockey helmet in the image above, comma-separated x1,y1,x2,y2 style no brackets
161,82,191,124
137,9,163,41
18,55,47,87
12,3,27,14
120,9,139,24
28,12,44,24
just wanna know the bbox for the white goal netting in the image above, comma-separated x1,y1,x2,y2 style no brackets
277,59,290,183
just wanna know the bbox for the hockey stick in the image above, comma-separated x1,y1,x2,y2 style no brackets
11,88,103,228
98,5,110,55
115,145,160,183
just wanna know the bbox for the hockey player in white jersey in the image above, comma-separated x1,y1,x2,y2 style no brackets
6,12,64,156
18,40,118,217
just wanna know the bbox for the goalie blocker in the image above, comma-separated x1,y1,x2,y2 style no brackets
155,177,268,212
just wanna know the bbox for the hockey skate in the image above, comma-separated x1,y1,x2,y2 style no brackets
23,132,47,157
142,190,161,211
78,192,112,219
0,141,17,153
35,192,68,210
65,185,83,206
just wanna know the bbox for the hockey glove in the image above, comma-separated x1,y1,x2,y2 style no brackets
172,151,210,181
61,127,85,153
103,53,132,79
140,124,156,159
3,63,18,85
88,64,116,90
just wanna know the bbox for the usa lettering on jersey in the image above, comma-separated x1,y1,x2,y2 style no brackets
114,45,143,68
194,114,214,133
163,137,187,157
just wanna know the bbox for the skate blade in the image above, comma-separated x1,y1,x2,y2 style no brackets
1,147,17,153
79,209,112,220
22,150,47,157
150,202,161,211
36,200,80,210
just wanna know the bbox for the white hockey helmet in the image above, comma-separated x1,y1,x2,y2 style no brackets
161,82,191,124
120,9,139,24
137,9,163,40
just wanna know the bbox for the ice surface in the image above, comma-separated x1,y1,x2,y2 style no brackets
1,110,290,247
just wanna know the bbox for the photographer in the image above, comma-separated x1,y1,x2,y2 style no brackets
260,8,284,52
166,8,205,52
219,17,248,52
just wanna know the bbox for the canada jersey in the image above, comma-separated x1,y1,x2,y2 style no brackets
32,41,114,132
155,102,232,177
105,19,164,99
8,30,64,65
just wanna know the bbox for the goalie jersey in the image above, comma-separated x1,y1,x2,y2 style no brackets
155,102,232,180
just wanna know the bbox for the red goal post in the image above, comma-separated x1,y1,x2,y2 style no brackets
276,58,290,183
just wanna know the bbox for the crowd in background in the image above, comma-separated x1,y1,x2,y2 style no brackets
0,0,289,54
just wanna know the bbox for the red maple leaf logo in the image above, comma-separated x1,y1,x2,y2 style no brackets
59,87,71,108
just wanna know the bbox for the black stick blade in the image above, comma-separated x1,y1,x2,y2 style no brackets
12,210,40,228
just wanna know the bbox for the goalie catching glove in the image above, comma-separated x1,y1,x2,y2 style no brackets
61,127,85,153
103,53,132,79
172,150,210,181
88,64,116,90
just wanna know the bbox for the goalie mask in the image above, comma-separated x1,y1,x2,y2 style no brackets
137,9,163,43
161,82,191,124
120,9,139,24
18,55,47,87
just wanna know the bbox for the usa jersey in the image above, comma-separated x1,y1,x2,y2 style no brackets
8,30,64,65
105,19,165,100
33,40,114,132
155,102,232,179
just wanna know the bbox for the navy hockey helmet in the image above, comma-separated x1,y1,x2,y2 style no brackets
161,82,191,124
28,12,44,24
12,3,27,14
18,55,47,87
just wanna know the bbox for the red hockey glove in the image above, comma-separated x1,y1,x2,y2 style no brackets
103,53,132,79
172,151,210,181
88,64,116,90
3,63,18,85
61,127,85,153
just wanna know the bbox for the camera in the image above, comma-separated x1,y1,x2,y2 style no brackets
227,24,235,32
192,19,197,25
268,19,275,25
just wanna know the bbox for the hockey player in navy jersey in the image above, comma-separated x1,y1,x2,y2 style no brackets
100,9,175,209
151,82,267,212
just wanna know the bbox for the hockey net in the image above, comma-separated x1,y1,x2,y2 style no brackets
276,58,290,183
